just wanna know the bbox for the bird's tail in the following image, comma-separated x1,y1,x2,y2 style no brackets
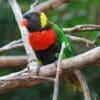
62,71,83,92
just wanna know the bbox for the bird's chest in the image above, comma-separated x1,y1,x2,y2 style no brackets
28,29,56,51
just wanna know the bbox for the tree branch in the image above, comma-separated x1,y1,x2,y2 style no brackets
0,56,27,68
52,42,66,100
63,24,100,32
75,71,91,100
68,35,97,48
0,47,99,92
8,0,38,69
27,0,71,13
0,39,23,53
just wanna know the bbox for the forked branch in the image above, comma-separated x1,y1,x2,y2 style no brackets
0,47,99,92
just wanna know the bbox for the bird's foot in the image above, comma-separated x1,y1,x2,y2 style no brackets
26,59,36,72
26,62,31,73
54,61,57,67
35,64,42,76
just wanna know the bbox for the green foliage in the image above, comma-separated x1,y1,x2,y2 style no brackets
0,0,100,100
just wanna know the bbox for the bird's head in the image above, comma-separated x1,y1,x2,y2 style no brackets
20,12,51,32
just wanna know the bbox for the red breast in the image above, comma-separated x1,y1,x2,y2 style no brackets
28,29,56,51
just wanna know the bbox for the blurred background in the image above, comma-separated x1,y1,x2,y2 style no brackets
0,0,100,100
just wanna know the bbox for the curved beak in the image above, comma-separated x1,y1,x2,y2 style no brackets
20,18,28,27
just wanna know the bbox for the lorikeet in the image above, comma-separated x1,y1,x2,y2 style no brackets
20,12,82,91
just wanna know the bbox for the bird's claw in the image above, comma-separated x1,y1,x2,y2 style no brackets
35,65,41,76
54,61,57,67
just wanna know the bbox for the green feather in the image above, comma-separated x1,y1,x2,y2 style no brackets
51,22,73,58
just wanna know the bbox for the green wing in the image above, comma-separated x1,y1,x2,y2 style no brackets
52,22,73,58
52,22,82,92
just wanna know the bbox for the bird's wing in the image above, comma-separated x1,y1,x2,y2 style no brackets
51,22,73,58
51,22,83,92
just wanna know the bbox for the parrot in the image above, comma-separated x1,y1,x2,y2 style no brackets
20,12,82,91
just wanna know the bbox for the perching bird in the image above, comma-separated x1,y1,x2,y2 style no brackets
20,12,82,91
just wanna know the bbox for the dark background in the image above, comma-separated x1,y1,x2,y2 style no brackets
0,0,100,100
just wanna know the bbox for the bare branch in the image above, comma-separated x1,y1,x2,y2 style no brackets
31,76,54,82
0,56,27,68
75,71,91,100
63,24,100,32
94,34,100,44
0,75,54,82
28,0,71,13
0,39,23,53
68,35,96,48
8,0,38,68
0,47,99,92
30,0,39,8
53,42,66,100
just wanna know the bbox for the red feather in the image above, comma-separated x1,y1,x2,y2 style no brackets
28,29,56,51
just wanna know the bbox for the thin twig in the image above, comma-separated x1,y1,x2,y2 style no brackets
93,34,100,44
52,42,66,100
0,39,23,53
63,24,100,32
30,0,39,9
75,71,91,100
68,35,96,48
0,43,23,53
24,0,39,16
